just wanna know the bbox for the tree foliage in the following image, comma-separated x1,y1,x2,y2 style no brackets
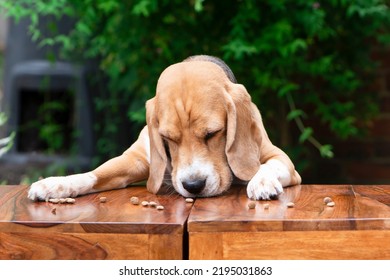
1,0,389,166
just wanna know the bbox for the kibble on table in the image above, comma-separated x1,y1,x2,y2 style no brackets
287,202,295,208
65,198,75,204
327,201,335,207
323,197,333,204
130,196,140,205
248,201,256,209
49,198,75,204
149,201,158,207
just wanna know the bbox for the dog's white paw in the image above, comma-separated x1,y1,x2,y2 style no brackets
246,164,284,200
28,173,97,201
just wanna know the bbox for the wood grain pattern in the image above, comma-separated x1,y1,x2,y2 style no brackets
0,232,182,260
188,185,390,259
0,185,191,259
190,231,390,260
188,185,390,232
0,185,191,234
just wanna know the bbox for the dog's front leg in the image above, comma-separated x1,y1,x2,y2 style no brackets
28,127,150,201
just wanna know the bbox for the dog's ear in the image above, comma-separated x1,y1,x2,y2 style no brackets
225,83,263,181
145,98,167,194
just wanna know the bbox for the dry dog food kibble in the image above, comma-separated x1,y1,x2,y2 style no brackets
65,198,75,204
287,202,295,208
49,198,60,204
99,197,107,203
156,205,164,210
49,198,75,204
323,197,332,204
130,196,140,205
327,201,335,207
185,198,194,203
141,201,149,207
149,201,158,207
248,201,256,209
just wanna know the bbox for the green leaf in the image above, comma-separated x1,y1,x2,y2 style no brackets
277,83,299,98
0,132,15,157
320,145,334,158
75,22,92,36
0,112,7,126
287,109,305,121
222,39,258,60
132,0,157,17
299,127,313,143
194,0,204,12
98,1,119,13
289,38,307,53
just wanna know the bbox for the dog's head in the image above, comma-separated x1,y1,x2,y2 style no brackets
146,56,263,197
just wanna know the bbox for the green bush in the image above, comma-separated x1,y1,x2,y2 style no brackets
1,0,389,168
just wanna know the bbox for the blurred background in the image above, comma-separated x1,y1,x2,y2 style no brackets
0,0,389,185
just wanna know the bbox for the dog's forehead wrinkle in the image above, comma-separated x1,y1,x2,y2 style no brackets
178,97,192,129
159,101,226,141
192,118,225,135
158,124,181,142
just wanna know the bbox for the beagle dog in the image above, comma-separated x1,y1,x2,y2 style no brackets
28,55,301,201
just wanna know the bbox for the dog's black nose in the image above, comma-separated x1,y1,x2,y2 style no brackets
182,179,206,194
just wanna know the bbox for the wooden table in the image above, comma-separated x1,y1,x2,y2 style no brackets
2,184,390,260
0,185,192,260
188,184,390,259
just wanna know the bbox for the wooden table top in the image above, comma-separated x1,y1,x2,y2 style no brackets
0,185,192,234
2,184,390,235
188,184,390,232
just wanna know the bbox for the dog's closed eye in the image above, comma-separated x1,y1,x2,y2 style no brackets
204,129,222,142
205,131,217,141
